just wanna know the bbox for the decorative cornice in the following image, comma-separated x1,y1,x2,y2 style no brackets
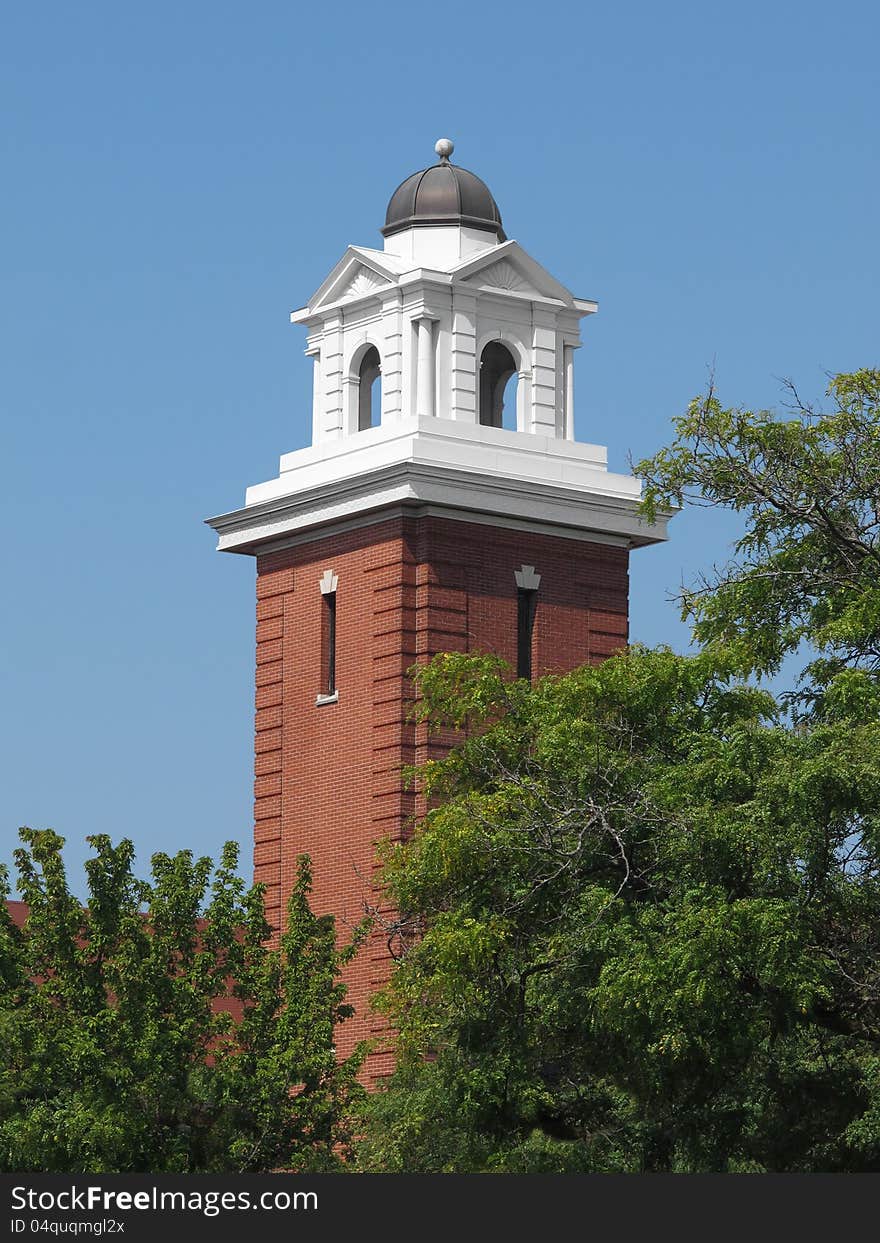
207,456,671,556
209,503,633,559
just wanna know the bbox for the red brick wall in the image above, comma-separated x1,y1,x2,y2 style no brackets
253,513,629,1079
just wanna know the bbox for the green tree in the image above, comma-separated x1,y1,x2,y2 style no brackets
636,368,880,718
360,369,880,1173
0,832,367,1173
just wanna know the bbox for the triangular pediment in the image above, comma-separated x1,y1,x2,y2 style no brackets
306,248,399,314
338,264,390,300
454,241,576,306
471,257,539,295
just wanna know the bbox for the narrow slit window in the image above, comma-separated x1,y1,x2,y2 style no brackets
317,570,339,704
323,590,337,696
517,588,537,681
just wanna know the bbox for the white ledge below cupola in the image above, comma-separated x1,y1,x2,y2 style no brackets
206,417,670,555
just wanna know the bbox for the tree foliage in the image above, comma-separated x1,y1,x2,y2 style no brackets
636,368,880,716
360,370,880,1172
0,833,366,1173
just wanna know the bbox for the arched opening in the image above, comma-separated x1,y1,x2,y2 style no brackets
500,371,518,431
357,346,381,430
479,341,518,429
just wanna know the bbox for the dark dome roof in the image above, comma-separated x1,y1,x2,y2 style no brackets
382,143,505,240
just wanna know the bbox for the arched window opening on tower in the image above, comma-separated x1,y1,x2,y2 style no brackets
479,341,518,430
500,371,518,431
357,346,382,431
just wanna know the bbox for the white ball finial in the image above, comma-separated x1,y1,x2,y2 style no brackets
435,137,454,162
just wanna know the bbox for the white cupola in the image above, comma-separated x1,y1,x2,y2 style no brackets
208,141,670,555
295,138,595,445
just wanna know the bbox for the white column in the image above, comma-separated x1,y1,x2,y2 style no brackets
529,316,558,435
450,291,477,422
322,313,344,440
381,293,403,422
564,344,575,440
341,373,358,435
416,316,435,418
307,346,322,444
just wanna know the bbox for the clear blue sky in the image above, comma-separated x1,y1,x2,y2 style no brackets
3,1,878,896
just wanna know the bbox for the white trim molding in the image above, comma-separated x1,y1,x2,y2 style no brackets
319,569,338,594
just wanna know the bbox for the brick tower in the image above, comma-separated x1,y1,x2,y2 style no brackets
207,139,670,1077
